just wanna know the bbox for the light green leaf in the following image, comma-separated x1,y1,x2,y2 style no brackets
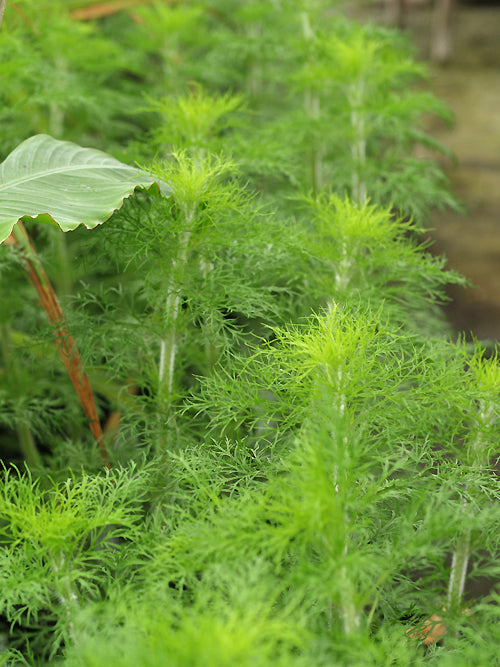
0,134,167,243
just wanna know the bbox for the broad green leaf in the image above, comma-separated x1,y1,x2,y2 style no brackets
0,134,167,243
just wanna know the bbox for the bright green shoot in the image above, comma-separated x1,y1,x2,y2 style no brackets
147,84,244,157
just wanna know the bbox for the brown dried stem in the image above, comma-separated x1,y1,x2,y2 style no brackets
6,222,110,468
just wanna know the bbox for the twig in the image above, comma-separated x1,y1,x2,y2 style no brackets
7,222,110,468
70,0,153,21
10,2,40,34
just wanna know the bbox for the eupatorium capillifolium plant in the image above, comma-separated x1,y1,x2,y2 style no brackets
0,2,498,665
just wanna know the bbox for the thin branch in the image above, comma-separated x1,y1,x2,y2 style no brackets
11,2,41,34
6,222,110,468
70,0,153,21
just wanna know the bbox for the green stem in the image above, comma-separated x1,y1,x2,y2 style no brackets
326,242,352,313
335,243,352,292
340,566,360,635
447,527,471,614
307,90,322,195
16,421,42,469
51,554,81,647
324,367,358,634
48,56,67,137
200,255,218,372
158,208,195,417
301,10,322,195
247,23,262,100
447,401,492,615
54,229,72,301
349,81,367,204
335,500,359,635
158,304,179,408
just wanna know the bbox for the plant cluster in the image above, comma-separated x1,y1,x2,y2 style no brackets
0,1,498,665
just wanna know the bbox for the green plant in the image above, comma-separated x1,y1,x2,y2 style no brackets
0,464,148,659
0,134,163,464
0,0,145,156
278,13,459,218
1,3,498,665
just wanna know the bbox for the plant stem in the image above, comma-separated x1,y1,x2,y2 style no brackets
10,1,40,33
306,89,322,196
200,255,218,371
49,55,67,138
247,23,262,100
158,207,195,417
447,526,471,614
335,243,352,292
158,302,179,404
54,230,72,302
326,243,352,313
338,393,358,634
349,81,367,204
340,565,360,635
301,10,322,195
7,222,110,467
16,420,41,467
324,362,358,634
447,401,492,614
51,554,81,647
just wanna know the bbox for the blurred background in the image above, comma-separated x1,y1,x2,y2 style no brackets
356,0,500,341
2,0,499,342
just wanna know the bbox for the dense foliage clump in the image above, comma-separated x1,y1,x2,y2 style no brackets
0,1,498,665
